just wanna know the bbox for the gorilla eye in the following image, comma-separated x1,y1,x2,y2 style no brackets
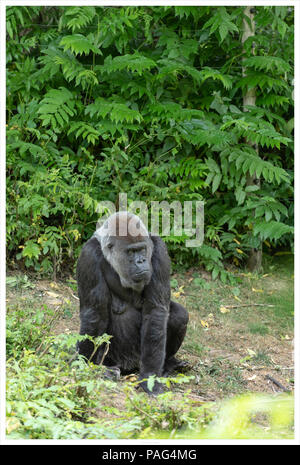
107,243,113,250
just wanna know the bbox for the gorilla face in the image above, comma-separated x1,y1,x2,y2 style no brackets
106,238,152,291
97,212,153,292
125,242,151,282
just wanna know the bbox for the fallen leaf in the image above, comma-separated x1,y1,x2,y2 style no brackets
172,285,185,299
123,374,137,382
252,287,263,293
46,291,60,298
247,348,257,357
207,313,215,323
6,418,21,434
220,306,230,314
280,334,291,340
201,320,209,328
50,282,59,289
247,374,257,381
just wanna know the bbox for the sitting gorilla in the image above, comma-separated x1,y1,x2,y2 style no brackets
76,211,189,395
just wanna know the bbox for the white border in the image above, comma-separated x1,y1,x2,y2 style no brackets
3,1,300,6
0,0,299,446
293,0,299,448
0,0,7,449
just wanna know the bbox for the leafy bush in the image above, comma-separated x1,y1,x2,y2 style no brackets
6,346,141,439
7,6,294,277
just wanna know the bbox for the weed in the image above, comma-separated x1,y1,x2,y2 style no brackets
252,350,272,366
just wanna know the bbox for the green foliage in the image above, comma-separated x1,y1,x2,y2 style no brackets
37,87,76,131
60,34,102,56
6,5,294,276
6,338,139,439
7,304,60,357
202,6,239,43
99,53,157,75
59,6,97,33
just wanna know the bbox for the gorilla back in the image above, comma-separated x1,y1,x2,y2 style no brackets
76,212,188,395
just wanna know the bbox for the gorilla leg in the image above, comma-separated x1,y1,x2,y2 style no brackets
163,301,189,376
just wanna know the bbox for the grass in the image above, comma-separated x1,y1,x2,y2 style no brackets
248,323,269,335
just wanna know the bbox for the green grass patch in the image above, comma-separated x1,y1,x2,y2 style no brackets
248,323,270,335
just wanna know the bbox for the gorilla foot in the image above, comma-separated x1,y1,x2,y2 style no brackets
163,357,190,377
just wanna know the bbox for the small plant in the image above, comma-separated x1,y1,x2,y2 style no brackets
252,350,272,366
6,304,62,357
6,274,35,290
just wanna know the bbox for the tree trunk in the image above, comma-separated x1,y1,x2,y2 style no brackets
242,6,262,272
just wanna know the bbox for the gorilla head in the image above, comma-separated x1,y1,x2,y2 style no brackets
95,212,153,292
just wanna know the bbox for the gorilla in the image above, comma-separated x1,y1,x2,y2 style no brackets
76,211,189,395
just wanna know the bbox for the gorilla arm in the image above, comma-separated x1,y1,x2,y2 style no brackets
139,236,171,395
77,238,110,364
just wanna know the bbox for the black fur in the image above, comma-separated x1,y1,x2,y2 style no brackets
76,234,188,395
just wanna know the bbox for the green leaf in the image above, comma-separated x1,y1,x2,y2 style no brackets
62,6,96,33
212,173,222,193
60,34,102,56
98,53,157,76
22,241,41,259
147,375,156,392
253,221,293,241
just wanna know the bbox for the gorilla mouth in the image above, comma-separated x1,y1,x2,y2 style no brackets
133,270,150,282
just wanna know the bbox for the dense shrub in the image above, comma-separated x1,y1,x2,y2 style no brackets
6,6,294,278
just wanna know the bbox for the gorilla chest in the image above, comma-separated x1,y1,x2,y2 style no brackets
110,292,143,315
108,292,143,340
107,292,143,370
